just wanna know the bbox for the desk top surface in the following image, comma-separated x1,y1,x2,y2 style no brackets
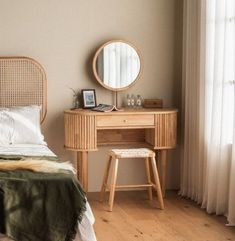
64,108,178,115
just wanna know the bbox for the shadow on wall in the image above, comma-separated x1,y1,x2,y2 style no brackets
42,112,73,161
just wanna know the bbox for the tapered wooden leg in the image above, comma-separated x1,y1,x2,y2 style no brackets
108,158,119,212
77,152,83,183
100,155,112,202
145,157,153,201
77,151,89,192
150,156,164,210
160,150,167,198
82,151,89,192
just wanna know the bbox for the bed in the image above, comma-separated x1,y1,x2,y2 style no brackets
0,57,97,241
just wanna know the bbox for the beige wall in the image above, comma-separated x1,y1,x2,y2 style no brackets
0,0,182,192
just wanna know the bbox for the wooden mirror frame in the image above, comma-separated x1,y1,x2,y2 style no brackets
92,40,143,92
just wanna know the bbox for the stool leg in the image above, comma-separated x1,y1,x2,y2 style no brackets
108,158,119,212
150,156,164,210
145,157,153,201
100,155,112,202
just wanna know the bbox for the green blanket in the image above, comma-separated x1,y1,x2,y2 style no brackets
0,155,86,241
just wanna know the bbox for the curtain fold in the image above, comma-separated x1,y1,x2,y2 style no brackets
180,0,206,204
181,0,235,225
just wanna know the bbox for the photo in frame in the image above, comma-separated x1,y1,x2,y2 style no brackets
81,89,97,108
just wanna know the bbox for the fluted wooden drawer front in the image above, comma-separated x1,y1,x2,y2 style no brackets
97,114,154,128
154,112,177,149
64,113,97,151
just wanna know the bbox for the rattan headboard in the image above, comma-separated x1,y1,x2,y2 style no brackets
0,57,47,123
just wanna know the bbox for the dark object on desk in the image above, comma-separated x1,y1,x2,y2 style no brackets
92,104,119,112
143,99,163,108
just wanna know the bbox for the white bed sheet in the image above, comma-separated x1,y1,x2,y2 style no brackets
0,144,97,241
0,144,56,157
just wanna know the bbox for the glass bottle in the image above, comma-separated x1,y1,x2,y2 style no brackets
126,94,131,108
136,94,143,108
73,94,80,109
130,94,135,108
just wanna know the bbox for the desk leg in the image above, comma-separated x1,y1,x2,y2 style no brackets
159,150,167,198
77,152,82,183
77,151,89,192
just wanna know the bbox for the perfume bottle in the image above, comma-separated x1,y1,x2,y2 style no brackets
130,94,135,108
126,94,131,108
136,94,143,108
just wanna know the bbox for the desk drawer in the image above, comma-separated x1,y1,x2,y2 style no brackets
97,114,155,128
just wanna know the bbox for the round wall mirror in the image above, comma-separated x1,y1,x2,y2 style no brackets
93,40,142,91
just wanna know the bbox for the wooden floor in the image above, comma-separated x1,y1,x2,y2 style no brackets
88,191,235,241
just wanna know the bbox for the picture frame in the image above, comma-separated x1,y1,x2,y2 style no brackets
81,89,97,108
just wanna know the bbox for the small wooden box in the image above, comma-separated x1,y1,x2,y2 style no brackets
143,99,163,108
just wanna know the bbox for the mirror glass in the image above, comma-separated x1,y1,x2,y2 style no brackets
93,41,142,91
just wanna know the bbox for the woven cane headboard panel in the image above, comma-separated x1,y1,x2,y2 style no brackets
0,57,47,123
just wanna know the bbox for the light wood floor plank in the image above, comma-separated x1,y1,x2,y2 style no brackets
88,191,235,241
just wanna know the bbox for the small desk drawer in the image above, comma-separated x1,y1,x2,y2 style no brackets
97,114,155,128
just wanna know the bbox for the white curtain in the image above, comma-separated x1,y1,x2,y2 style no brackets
181,0,235,225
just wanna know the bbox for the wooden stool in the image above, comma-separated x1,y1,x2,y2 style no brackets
100,148,164,211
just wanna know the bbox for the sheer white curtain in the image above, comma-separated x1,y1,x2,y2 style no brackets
181,0,235,225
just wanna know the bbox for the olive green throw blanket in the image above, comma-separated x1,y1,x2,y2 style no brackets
0,155,86,241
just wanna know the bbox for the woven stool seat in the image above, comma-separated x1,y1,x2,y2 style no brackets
109,148,155,158
101,148,164,211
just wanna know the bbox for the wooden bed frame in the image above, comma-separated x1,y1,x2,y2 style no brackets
0,57,47,123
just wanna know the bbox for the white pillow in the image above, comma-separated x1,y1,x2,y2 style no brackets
0,106,46,145
0,110,14,145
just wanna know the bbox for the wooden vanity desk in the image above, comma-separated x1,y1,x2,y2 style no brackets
64,108,177,194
